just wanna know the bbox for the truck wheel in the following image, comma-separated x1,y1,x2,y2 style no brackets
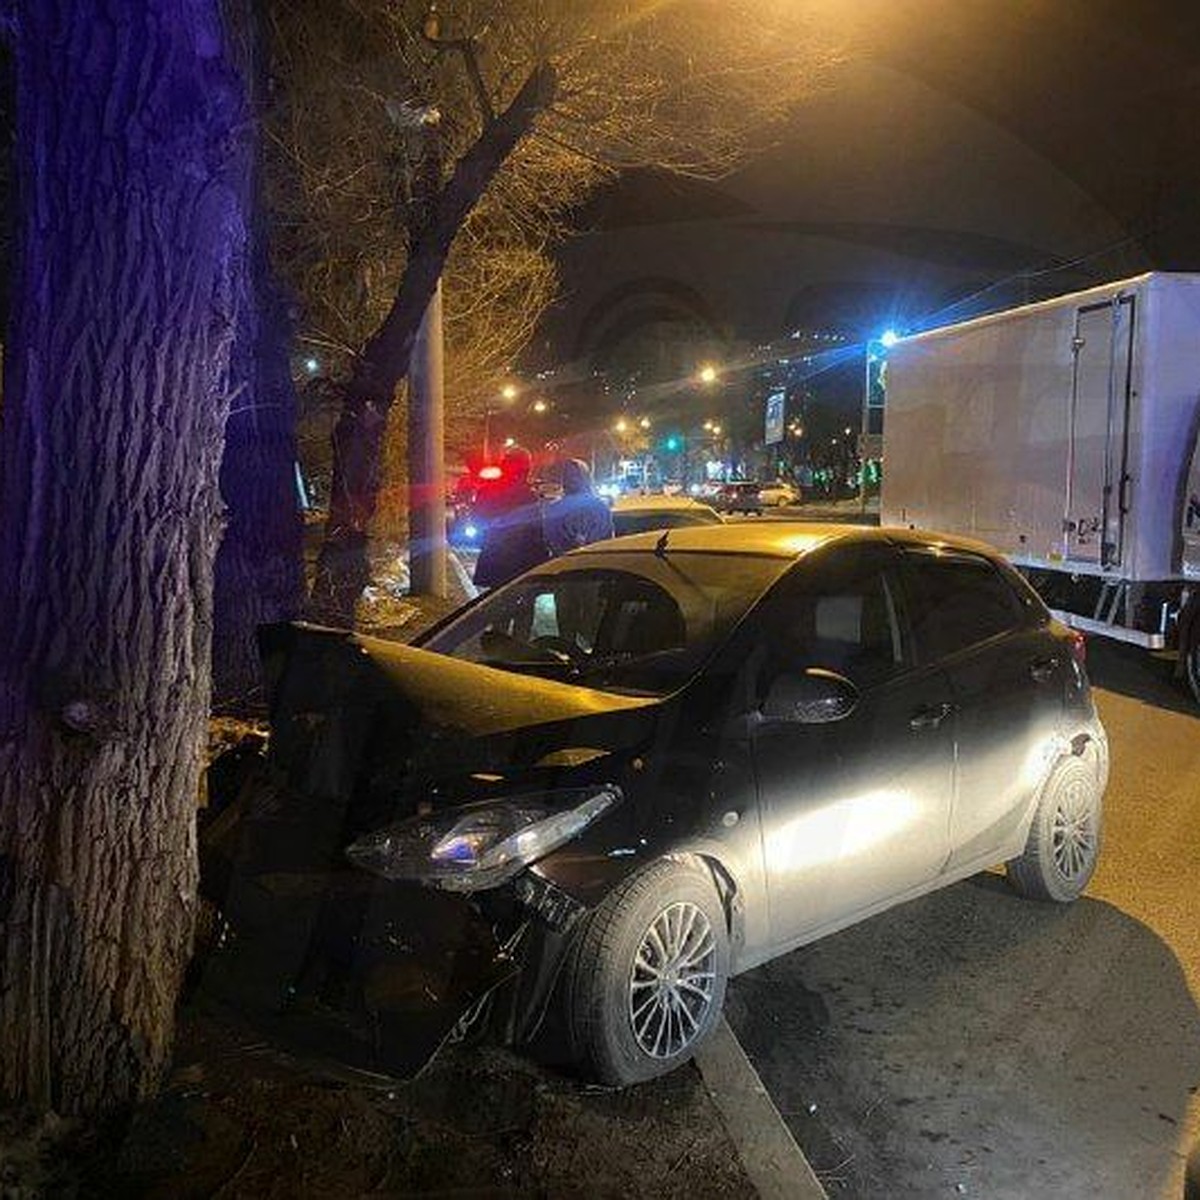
1185,637,1200,706
566,859,729,1086
1007,755,1103,902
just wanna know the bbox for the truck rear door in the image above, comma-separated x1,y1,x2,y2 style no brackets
1066,296,1135,568
1183,422,1200,580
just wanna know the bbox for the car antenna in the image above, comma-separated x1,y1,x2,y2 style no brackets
653,529,670,557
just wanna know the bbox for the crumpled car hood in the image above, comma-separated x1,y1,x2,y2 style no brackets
259,622,657,810
361,629,655,735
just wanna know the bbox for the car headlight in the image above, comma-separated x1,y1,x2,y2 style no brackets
345,786,620,893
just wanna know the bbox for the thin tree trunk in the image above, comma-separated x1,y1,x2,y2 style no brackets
309,63,557,623
0,0,250,1114
212,259,304,705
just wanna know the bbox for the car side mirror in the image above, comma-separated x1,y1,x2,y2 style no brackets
762,668,859,724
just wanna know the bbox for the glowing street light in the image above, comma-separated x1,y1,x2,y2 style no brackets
532,399,547,413
639,416,651,429
614,418,628,434
698,364,718,385
501,382,518,401
304,356,320,375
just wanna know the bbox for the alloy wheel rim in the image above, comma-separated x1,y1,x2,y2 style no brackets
628,901,717,1059
1051,777,1097,881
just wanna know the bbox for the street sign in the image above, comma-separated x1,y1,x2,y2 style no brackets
764,390,785,445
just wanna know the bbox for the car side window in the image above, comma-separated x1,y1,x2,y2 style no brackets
901,549,1028,661
758,544,908,691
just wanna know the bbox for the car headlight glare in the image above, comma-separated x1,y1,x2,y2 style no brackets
345,787,620,892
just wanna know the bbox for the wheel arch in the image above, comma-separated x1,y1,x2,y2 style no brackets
660,849,747,971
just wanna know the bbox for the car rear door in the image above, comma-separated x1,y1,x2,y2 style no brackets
748,541,956,950
896,546,1067,870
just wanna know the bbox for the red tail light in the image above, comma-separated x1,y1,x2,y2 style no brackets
1066,628,1087,667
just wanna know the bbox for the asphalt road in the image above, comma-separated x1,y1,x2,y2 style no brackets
726,640,1200,1199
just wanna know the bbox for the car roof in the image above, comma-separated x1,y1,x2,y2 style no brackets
610,494,707,510
570,522,1006,561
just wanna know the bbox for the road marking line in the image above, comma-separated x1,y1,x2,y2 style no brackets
695,1017,828,1200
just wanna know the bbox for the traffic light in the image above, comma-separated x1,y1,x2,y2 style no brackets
663,435,682,453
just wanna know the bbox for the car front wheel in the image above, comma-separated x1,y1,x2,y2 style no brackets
1006,753,1103,902
566,859,729,1085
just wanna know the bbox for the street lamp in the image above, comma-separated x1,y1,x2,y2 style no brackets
639,416,651,430
533,399,547,414
501,383,518,401
698,364,718,386
614,418,628,434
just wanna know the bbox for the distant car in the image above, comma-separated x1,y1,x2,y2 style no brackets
712,481,763,515
759,480,800,508
610,494,723,537
202,524,1107,1089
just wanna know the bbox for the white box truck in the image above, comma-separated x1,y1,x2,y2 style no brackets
880,271,1200,702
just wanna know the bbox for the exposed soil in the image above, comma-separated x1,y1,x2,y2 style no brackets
1,999,752,1199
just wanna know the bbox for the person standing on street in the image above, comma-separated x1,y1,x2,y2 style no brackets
473,446,549,589
544,458,614,556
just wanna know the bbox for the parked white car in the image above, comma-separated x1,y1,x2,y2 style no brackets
759,480,800,507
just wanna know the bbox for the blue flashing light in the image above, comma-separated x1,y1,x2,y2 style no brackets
463,523,479,541
879,329,899,348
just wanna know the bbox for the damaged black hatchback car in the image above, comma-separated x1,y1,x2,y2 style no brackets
200,523,1107,1085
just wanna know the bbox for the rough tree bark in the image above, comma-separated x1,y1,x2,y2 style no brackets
0,0,250,1113
212,4,304,706
309,63,557,623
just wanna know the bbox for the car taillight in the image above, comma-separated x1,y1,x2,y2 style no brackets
1066,628,1087,667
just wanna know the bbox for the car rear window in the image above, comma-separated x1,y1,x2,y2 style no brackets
901,549,1032,660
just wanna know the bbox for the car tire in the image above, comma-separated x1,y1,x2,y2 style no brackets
566,859,729,1086
1006,753,1103,902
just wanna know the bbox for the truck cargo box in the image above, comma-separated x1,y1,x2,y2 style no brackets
881,272,1200,585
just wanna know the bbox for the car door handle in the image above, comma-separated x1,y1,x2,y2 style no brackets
1029,656,1060,682
910,702,955,730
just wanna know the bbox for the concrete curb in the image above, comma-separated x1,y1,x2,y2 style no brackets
694,1018,828,1200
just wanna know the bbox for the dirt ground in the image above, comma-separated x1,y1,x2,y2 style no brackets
1,995,753,1199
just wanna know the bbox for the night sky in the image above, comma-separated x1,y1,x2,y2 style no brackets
538,0,1200,377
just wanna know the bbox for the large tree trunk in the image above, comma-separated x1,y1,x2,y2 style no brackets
212,3,304,707
309,63,557,624
0,0,250,1114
